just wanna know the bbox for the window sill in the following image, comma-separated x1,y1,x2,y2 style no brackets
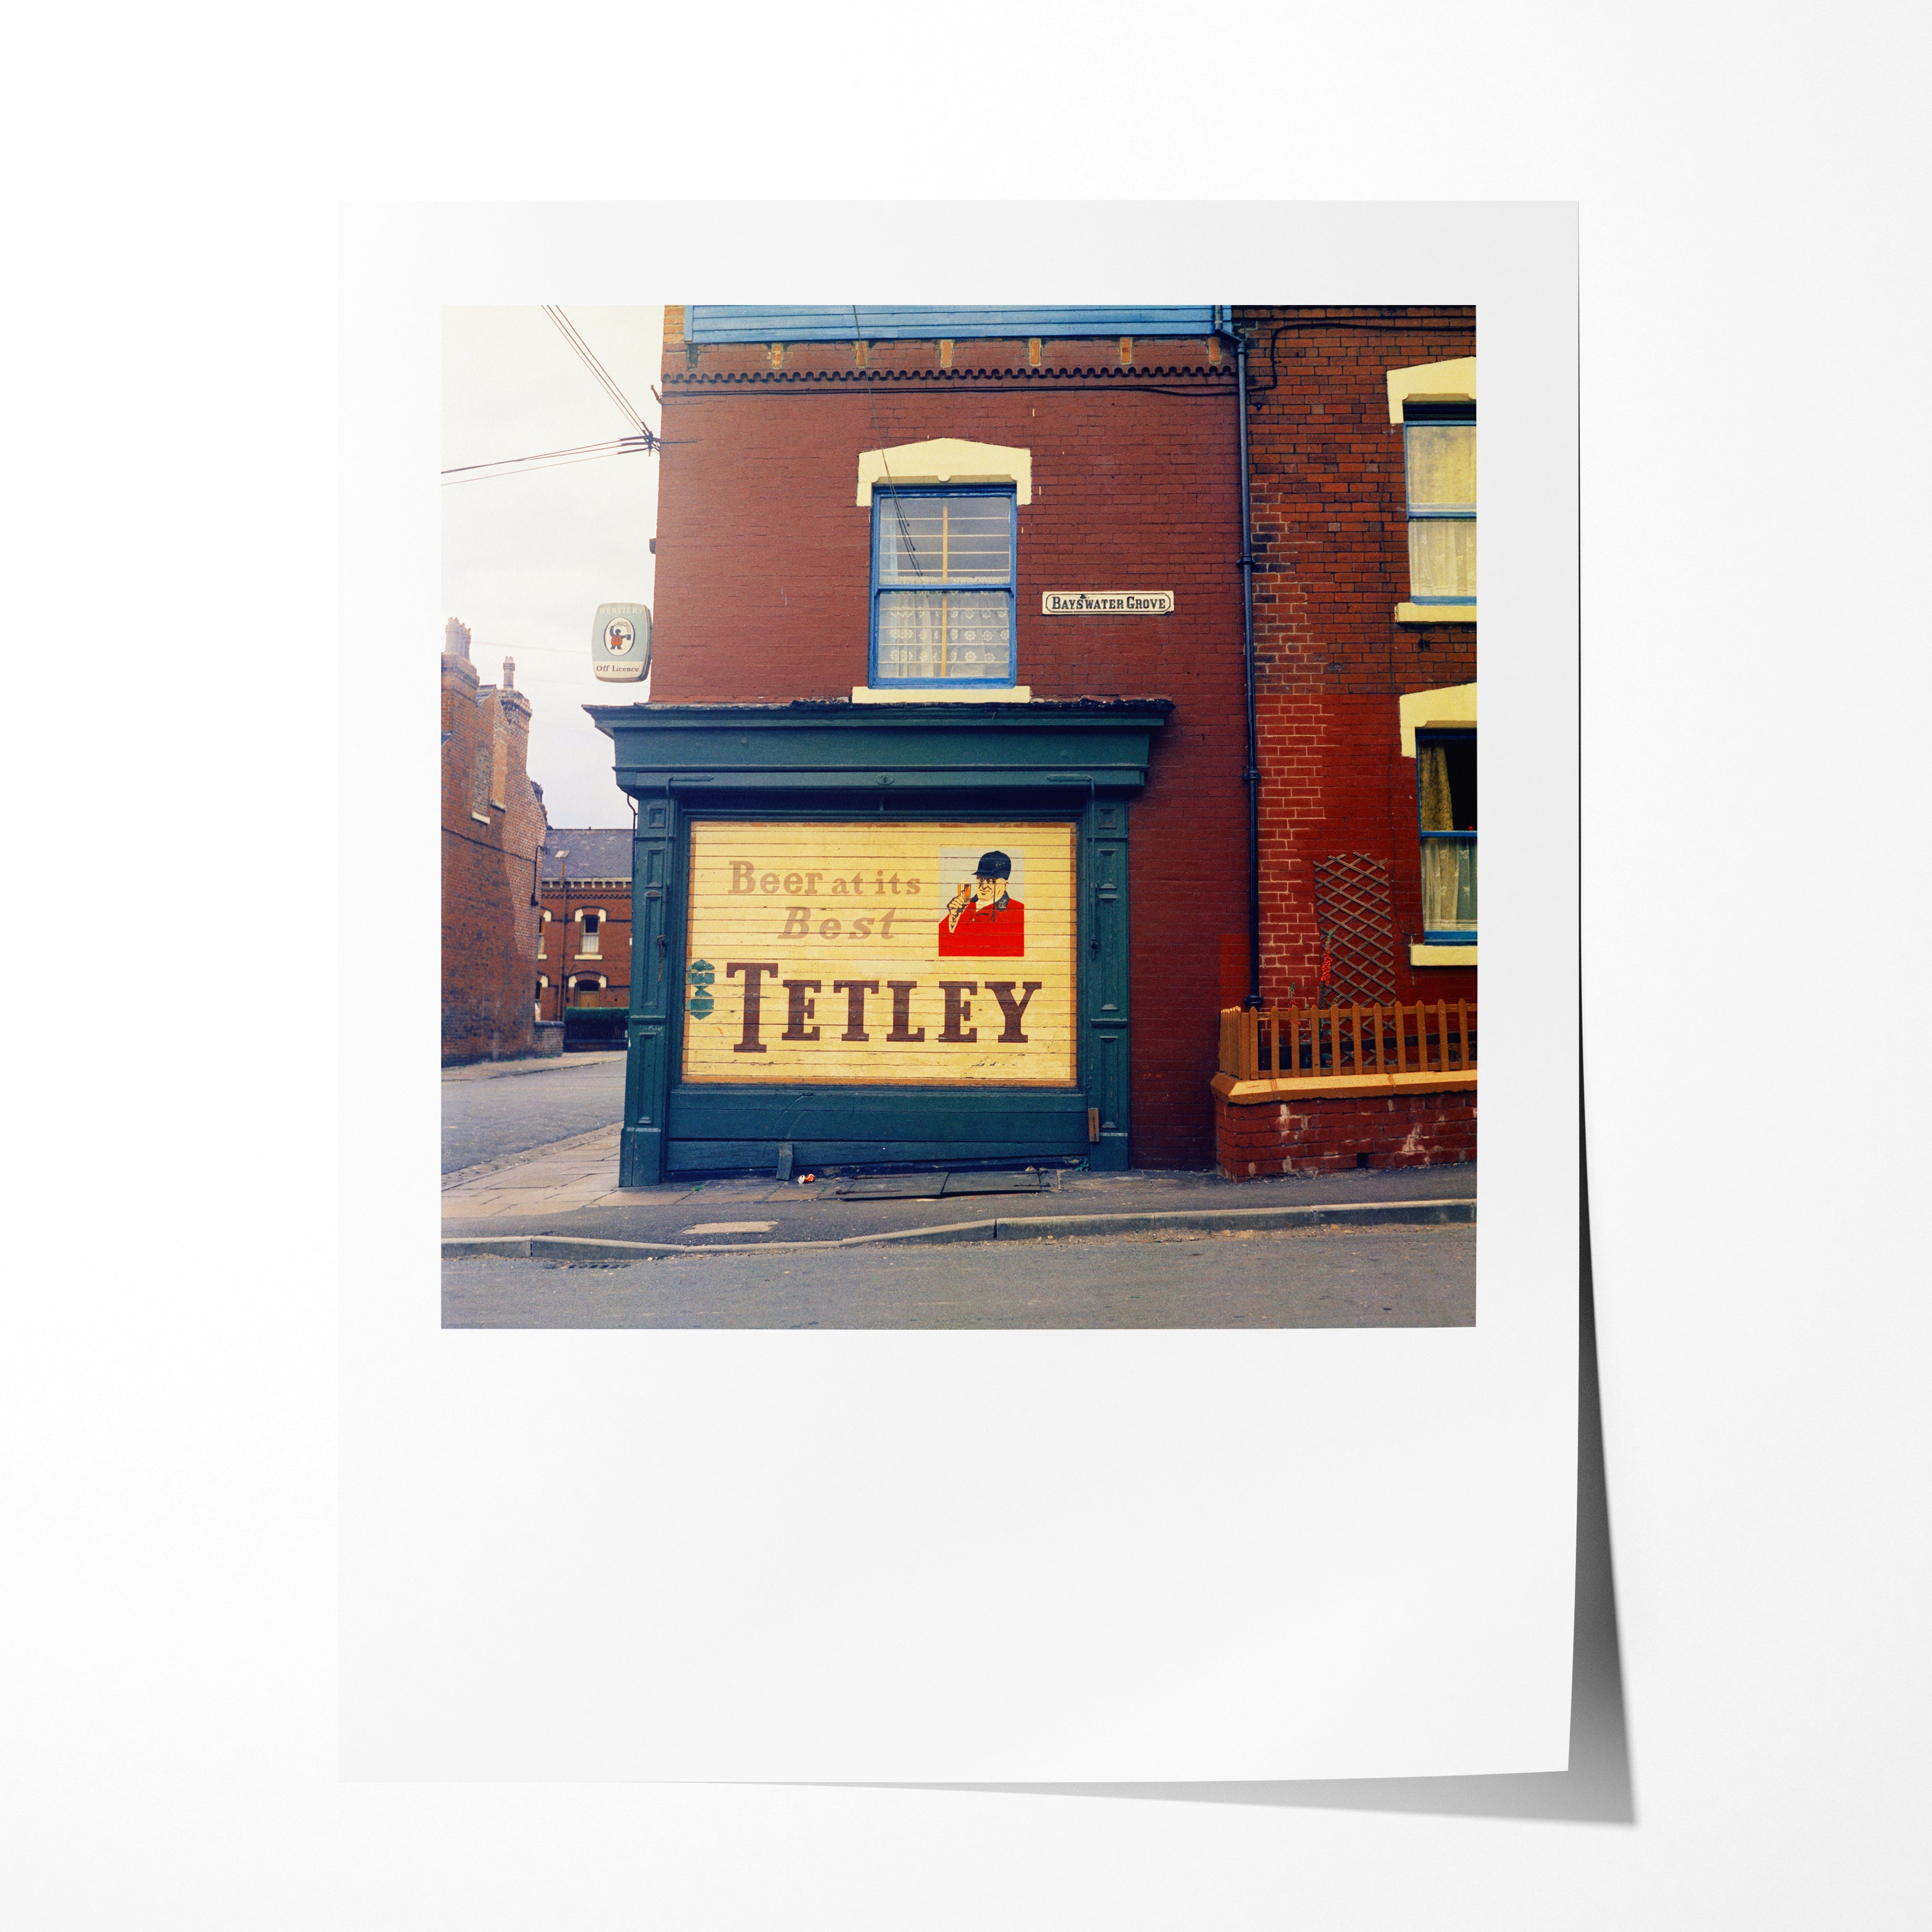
1411,942,1477,966
851,685,1033,704
469,811,492,825
1395,603,1476,625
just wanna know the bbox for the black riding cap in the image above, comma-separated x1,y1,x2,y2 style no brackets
975,850,1012,880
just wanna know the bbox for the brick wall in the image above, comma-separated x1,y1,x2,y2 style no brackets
1215,1087,1476,1179
1237,309,1477,1009
653,326,1248,1167
442,626,547,1063
538,878,632,1019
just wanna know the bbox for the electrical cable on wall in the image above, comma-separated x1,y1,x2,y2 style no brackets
1248,312,1475,399
853,305,925,581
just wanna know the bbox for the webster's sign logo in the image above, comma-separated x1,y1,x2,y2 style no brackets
681,821,1077,1088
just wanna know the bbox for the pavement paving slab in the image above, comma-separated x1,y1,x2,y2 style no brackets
836,1173,951,1199
441,1051,626,1083
442,1125,1476,1251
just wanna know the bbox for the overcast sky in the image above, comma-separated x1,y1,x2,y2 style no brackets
442,306,663,828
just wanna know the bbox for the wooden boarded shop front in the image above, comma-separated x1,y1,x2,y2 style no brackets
587,698,1169,1182
682,821,1078,1088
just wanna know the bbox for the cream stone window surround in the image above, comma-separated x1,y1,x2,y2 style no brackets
1395,603,1477,625
1389,358,1476,624
1386,357,1476,424
851,684,1033,704
854,438,1031,509
856,439,1033,701
1397,682,1477,759
1400,681,1477,965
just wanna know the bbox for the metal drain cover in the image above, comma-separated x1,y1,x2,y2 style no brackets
835,1169,1047,1200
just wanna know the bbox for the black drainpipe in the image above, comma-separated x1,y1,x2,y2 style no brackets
1223,306,1262,1008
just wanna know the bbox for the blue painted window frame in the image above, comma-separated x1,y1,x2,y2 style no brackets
1416,727,1477,946
869,485,1018,690
1403,401,1476,608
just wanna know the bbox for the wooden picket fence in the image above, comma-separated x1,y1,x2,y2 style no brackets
1218,1000,1477,1084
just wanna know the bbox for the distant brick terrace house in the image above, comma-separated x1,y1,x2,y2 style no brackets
537,826,633,1023
441,619,547,1063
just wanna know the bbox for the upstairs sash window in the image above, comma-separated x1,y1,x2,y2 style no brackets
870,487,1017,686
1404,402,1476,606
1417,730,1477,941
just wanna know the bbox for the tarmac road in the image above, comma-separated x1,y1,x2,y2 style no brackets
441,1054,627,1174
441,1221,1477,1329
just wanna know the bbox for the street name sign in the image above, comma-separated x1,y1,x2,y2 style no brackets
1041,590,1174,614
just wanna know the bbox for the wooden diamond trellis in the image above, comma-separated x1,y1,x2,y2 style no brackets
1311,852,1398,1005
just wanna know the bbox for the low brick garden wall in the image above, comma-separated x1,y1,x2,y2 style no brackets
1214,1085,1476,1179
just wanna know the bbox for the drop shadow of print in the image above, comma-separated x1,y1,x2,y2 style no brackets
838,1099,1631,1823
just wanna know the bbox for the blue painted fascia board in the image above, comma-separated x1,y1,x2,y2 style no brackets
686,306,1216,344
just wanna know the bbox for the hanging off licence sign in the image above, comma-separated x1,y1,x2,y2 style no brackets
1041,590,1174,614
591,601,651,682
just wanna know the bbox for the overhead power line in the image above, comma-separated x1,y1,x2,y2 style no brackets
441,436,659,485
441,311,683,484
544,305,657,446
471,641,607,659
443,436,638,476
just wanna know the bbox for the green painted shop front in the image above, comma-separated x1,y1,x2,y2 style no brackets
589,701,1170,1185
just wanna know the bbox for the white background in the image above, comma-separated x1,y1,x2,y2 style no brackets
7,6,1925,1927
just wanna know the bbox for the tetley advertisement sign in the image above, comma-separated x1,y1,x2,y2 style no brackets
681,820,1078,1087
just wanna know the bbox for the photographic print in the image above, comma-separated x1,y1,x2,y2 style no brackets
441,301,1481,1329
345,203,1577,1786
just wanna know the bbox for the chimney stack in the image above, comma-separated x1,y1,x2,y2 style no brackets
445,617,472,660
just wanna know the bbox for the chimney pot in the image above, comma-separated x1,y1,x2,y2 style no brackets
445,617,472,659
503,656,516,689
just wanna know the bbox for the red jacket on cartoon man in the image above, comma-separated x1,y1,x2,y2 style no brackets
938,849,1026,957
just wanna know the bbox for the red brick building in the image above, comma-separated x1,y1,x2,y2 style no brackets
537,826,633,1022
625,304,1247,1173
1213,309,1478,1176
441,619,548,1063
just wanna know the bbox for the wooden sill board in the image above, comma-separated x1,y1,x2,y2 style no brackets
1212,1070,1478,1104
